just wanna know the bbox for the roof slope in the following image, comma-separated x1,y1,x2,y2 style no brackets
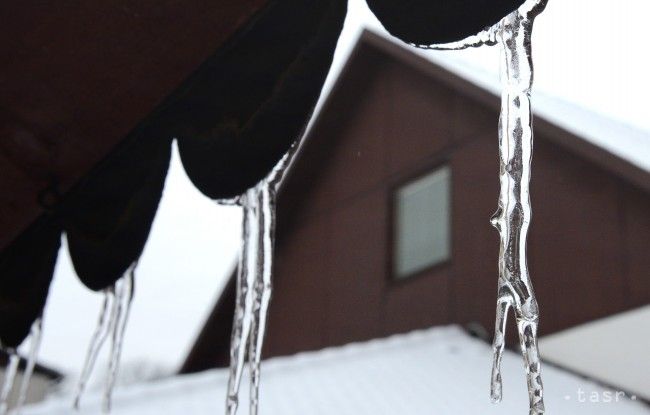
338,31,650,192
415,35,650,176
25,326,649,414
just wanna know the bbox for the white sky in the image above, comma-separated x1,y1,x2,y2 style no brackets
29,0,650,383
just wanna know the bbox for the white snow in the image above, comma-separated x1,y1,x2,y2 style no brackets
420,50,650,173
23,326,649,414
540,305,650,402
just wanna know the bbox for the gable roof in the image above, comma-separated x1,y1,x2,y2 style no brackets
283,30,650,197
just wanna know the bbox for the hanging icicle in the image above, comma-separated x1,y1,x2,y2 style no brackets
0,350,19,415
74,290,115,410
224,143,298,415
103,263,135,413
489,3,548,413
14,318,44,415
74,262,137,413
417,0,548,413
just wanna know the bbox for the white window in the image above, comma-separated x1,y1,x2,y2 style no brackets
394,165,451,279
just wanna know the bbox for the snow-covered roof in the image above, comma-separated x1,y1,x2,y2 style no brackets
540,305,650,402
422,49,650,174
24,325,648,414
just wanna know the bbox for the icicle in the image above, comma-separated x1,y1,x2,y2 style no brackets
103,263,136,414
489,2,548,414
74,290,115,410
74,263,136,413
225,143,297,415
14,318,44,414
226,189,258,415
412,23,500,50
0,351,19,415
247,183,275,415
408,1,548,413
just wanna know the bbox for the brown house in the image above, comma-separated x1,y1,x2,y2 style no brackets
182,31,650,372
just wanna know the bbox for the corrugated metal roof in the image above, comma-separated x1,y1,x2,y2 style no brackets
24,325,649,414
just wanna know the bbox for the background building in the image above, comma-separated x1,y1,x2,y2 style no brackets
184,32,650,378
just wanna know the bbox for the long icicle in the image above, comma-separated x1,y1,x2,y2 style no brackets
74,290,115,410
224,139,299,415
0,351,20,415
407,1,548,412
103,263,136,413
226,192,258,415
14,318,44,414
248,183,275,415
489,1,548,413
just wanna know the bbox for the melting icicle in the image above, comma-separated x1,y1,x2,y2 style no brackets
226,188,258,415
0,351,19,415
74,290,115,410
14,318,44,415
225,144,297,415
74,263,136,413
247,182,277,415
489,2,548,413
103,264,135,413
415,1,548,413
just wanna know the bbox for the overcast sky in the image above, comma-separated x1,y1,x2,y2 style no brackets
29,0,649,387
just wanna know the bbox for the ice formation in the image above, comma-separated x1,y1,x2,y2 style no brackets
74,264,136,413
103,267,135,413
0,351,19,415
15,319,43,414
74,291,113,409
421,0,549,413
1,2,550,415
0,318,43,415
225,144,297,415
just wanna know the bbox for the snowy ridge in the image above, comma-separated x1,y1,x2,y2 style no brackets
419,47,650,174
23,325,648,414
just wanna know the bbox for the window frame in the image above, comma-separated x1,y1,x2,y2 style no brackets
388,161,453,282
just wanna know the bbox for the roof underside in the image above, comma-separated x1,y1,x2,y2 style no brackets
0,0,268,251
0,0,348,348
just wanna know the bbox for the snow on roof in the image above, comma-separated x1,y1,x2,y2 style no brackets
415,44,650,174
24,325,648,414
323,27,650,177
540,305,650,402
